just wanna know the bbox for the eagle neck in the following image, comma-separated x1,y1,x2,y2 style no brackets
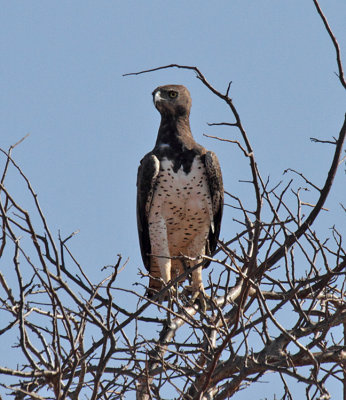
155,115,194,149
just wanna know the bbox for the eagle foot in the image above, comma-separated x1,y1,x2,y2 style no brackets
184,285,209,312
156,285,178,307
166,286,178,309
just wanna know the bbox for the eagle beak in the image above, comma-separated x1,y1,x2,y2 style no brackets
153,90,163,105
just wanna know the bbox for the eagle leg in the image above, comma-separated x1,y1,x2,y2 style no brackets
166,286,178,317
151,259,180,311
185,265,209,312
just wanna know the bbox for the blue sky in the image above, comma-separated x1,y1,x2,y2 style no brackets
0,1,345,398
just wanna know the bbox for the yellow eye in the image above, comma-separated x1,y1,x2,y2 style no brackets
168,91,178,99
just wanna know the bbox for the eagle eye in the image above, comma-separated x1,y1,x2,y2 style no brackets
168,90,178,99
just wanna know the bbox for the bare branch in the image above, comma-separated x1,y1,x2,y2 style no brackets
312,0,346,89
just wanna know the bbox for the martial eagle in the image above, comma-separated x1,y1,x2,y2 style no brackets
136,85,223,306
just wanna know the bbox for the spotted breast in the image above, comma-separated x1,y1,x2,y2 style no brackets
147,156,213,287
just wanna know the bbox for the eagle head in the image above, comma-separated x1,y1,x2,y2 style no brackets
152,85,191,118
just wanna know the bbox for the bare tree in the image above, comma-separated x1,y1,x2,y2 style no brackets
0,2,345,399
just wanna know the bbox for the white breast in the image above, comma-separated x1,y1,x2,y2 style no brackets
149,157,213,234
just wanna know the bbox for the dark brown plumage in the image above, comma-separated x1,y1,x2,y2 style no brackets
136,85,223,302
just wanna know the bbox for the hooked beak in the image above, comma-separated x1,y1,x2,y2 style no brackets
153,90,164,105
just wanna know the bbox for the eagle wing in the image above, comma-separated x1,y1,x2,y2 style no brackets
136,153,160,271
204,151,224,259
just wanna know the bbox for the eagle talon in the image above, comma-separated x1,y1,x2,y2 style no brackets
157,286,177,305
185,285,209,312
167,286,178,308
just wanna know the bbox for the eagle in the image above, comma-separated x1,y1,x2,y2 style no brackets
136,84,223,306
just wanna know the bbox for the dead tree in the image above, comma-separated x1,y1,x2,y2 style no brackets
0,1,345,399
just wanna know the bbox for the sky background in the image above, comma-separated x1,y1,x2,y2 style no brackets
0,1,345,399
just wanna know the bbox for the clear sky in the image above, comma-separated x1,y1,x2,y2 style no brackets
0,1,345,398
